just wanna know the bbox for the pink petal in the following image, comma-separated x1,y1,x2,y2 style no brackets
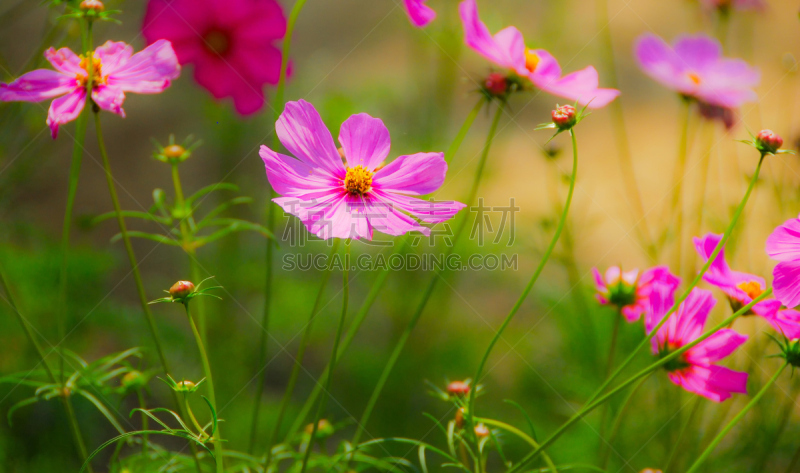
94,41,134,75
44,47,84,75
635,34,685,87
684,329,748,364
458,0,524,71
673,35,722,72
540,66,619,108
277,100,346,178
193,53,236,99
106,40,181,94
592,268,606,291
338,113,391,170
231,84,266,115
773,260,800,308
646,281,678,352
403,0,436,28
766,217,800,262
142,0,214,45
373,152,447,195
363,195,431,237
671,288,715,345
259,145,340,197
372,190,466,224
621,305,644,323
0,69,76,102
771,309,800,340
47,87,86,139
669,364,747,402
92,85,126,117
235,0,287,42
275,193,370,240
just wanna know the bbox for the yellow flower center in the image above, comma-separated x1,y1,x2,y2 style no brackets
344,165,373,195
77,54,105,87
737,280,763,300
525,50,540,73
687,72,702,86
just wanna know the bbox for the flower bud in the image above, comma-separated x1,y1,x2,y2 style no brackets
447,380,471,397
551,105,576,130
455,407,466,428
483,73,508,97
121,370,145,390
304,419,334,438
169,280,195,300
474,423,490,438
756,129,783,154
640,470,663,473
163,144,186,160
80,0,105,12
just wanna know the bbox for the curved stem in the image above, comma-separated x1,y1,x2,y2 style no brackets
300,241,350,473
508,289,772,473
184,304,224,473
685,362,788,473
468,128,579,427
599,373,650,469
350,101,505,449
476,418,557,473
265,240,340,465
445,98,485,164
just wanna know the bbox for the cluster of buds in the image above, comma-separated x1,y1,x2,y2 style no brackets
161,374,206,394
740,129,794,157
153,134,201,165
149,277,222,308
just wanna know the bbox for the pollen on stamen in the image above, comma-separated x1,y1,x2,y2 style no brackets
687,72,702,86
344,165,373,195
525,50,540,73
737,280,764,300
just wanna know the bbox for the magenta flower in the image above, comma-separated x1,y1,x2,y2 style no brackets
0,40,179,139
593,266,680,322
635,33,759,110
647,285,748,402
695,233,800,338
458,0,619,108
766,214,800,309
143,0,286,116
260,100,466,240
403,0,436,28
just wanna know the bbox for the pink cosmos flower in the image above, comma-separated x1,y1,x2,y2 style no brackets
142,0,286,116
403,0,436,28
647,284,748,402
766,214,800,309
593,266,680,322
458,0,619,108
634,33,759,110
260,100,466,240
694,233,800,338
0,40,179,139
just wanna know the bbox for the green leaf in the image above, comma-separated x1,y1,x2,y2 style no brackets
91,210,171,227
201,395,218,436
80,430,214,473
504,399,538,441
196,197,253,227
198,219,275,240
7,397,40,425
77,390,126,434
111,231,181,246
185,183,239,207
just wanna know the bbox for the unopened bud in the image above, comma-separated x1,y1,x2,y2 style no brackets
447,380,471,397
169,280,195,299
121,370,145,390
304,419,334,438
455,407,466,428
484,72,508,97
640,470,663,473
163,144,186,160
80,0,105,12
756,129,783,154
474,423,490,438
551,105,576,130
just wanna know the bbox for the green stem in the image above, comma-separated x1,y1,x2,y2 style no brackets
685,362,788,473
599,373,650,469
596,312,622,456
662,395,701,473
751,375,800,472
350,101,505,449
508,289,772,473
445,98,485,164
668,99,692,272
265,240,340,465
184,304,224,473
137,389,149,458
271,0,306,151
300,241,350,473
476,418,557,473
468,128,579,427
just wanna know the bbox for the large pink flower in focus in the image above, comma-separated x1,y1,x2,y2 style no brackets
458,0,619,108
260,100,466,240
0,40,179,138
635,33,759,110
694,233,800,338
646,284,748,402
593,265,680,322
403,0,436,28
143,0,286,115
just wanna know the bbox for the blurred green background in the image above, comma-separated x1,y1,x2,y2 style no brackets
3,0,800,471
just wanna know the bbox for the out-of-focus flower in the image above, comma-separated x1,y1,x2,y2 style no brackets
695,233,800,338
447,380,471,396
458,0,619,108
766,214,800,308
635,33,759,113
647,285,748,402
593,266,680,322
403,0,436,28
79,0,104,12
260,100,466,240
483,72,509,97
142,0,286,115
304,419,334,438
474,423,490,438
0,40,180,138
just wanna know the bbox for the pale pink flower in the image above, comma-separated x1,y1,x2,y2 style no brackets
458,0,619,108
260,100,466,240
403,0,436,28
647,284,748,402
593,266,680,322
0,40,180,138
143,0,286,115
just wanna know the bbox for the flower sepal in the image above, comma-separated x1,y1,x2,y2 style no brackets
149,277,222,307
766,333,800,369
153,135,201,165
62,1,121,23
160,374,206,394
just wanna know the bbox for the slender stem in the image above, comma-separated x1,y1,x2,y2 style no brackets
300,241,350,473
184,304,224,473
663,396,702,473
476,418,557,473
752,375,800,472
350,101,505,449
668,99,692,272
137,389,149,458
508,289,772,473
596,312,622,454
599,373,650,468
685,362,788,473
265,240,341,465
684,123,715,280
445,98,485,164
468,128,579,427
